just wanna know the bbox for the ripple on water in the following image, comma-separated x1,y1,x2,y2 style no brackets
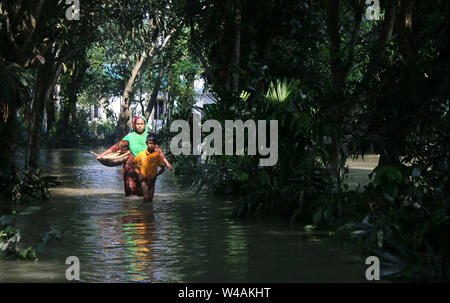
1,149,367,282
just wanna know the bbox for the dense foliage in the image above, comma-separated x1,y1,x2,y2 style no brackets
0,0,447,280
163,0,449,281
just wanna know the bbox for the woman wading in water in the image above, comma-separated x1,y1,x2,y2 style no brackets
96,115,172,196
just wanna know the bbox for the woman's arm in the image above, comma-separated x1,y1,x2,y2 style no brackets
97,140,129,159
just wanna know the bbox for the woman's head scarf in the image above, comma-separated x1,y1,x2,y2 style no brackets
133,115,147,133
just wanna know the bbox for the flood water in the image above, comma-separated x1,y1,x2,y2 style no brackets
0,149,373,282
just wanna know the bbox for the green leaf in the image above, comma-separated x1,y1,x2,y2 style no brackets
374,166,402,184
239,173,248,181
380,265,403,277
304,225,315,231
387,168,403,184
384,182,399,199
377,230,383,248
375,250,405,266
350,230,368,236
19,206,42,216
0,215,14,225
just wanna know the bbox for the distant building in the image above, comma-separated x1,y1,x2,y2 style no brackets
42,79,216,134
84,78,215,132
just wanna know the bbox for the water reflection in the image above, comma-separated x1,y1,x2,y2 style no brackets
121,202,157,281
224,219,248,282
0,149,367,282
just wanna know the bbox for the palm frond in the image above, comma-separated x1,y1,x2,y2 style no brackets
265,78,300,103
0,60,34,121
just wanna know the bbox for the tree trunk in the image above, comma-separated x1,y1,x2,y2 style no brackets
252,37,274,100
165,66,172,127
189,20,216,86
144,62,166,120
324,1,364,217
0,102,19,176
116,28,175,140
116,49,150,140
138,86,145,114
231,2,241,93
378,0,416,167
57,59,87,144
148,103,156,130
25,59,62,170
46,92,56,132
360,1,398,90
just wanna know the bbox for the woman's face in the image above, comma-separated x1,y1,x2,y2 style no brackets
135,118,146,133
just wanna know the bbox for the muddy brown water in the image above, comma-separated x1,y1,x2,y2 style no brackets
0,149,377,282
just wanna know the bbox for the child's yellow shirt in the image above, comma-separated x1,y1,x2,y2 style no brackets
134,149,164,179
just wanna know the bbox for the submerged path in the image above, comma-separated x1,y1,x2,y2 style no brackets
0,149,373,282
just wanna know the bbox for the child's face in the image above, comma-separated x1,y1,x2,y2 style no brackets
147,140,156,150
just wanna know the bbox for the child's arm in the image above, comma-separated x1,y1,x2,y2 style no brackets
164,158,173,171
155,145,173,171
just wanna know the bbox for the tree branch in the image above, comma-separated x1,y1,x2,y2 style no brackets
360,0,399,87
20,0,46,57
189,19,216,85
327,0,342,88
342,1,364,81
3,13,19,55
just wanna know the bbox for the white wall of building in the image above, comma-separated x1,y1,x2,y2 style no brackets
83,77,216,132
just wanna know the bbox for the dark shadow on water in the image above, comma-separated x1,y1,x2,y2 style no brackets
1,149,369,282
